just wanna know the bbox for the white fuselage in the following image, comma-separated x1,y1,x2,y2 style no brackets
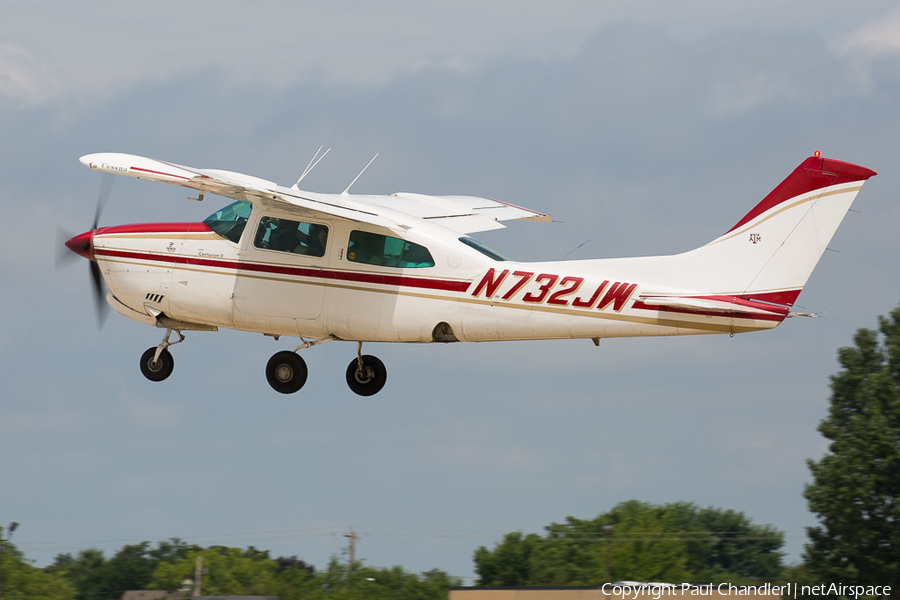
94,206,785,344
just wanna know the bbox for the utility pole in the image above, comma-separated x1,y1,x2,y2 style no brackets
603,525,614,583
344,530,357,566
193,554,203,597
0,522,20,600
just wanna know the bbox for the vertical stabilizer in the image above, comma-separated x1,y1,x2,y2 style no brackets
675,155,876,306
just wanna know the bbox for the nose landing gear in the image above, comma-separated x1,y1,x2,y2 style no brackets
140,347,174,381
139,328,183,382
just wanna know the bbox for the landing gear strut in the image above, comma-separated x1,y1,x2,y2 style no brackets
139,328,183,382
265,351,308,394
345,342,387,396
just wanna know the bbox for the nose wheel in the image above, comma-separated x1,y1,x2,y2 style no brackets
139,328,183,382
140,347,174,381
266,350,309,394
345,343,387,396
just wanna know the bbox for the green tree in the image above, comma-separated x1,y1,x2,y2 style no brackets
293,557,458,600
46,548,108,599
472,532,541,586
474,501,783,586
149,545,279,595
0,530,76,600
47,538,199,600
804,305,900,592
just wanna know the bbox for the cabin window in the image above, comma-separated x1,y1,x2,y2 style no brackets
459,236,513,261
203,200,252,243
254,217,328,257
347,231,434,268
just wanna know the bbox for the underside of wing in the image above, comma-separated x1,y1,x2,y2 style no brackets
79,153,550,233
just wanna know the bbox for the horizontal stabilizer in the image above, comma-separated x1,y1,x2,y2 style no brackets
637,295,790,318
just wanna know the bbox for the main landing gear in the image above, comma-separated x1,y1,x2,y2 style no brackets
345,342,387,397
265,340,388,396
265,351,308,394
138,330,388,396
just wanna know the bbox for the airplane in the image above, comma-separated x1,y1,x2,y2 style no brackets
65,151,876,396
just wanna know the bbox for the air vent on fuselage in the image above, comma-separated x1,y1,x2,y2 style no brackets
144,293,165,304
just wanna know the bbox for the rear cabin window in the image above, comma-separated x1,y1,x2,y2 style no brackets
254,217,328,257
347,231,435,268
203,200,252,243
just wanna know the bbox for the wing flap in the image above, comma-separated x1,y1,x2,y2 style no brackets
379,192,551,229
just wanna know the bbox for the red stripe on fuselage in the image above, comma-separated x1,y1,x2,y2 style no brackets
96,222,214,235
93,248,470,293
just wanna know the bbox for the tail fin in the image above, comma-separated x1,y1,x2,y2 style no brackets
676,155,876,306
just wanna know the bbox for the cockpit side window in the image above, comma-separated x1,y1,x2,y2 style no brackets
203,200,252,243
347,230,435,268
254,217,328,257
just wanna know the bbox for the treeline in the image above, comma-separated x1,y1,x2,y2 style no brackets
1,502,784,600
0,536,457,600
473,501,784,586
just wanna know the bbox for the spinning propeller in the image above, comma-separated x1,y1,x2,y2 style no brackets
61,174,114,327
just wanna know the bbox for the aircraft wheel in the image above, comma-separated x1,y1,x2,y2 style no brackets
140,347,174,382
266,351,308,394
345,355,387,396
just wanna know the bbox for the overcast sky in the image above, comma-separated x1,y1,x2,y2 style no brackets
2,1,900,583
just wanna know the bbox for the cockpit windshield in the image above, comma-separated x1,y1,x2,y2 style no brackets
203,200,252,243
459,236,514,261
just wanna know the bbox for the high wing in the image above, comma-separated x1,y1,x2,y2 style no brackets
79,153,550,234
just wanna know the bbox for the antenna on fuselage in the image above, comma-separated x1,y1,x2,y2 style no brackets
342,153,378,197
563,240,590,260
292,145,331,189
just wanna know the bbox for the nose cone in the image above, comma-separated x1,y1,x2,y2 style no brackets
65,230,94,261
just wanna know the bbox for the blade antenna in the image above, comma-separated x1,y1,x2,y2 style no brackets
293,145,331,189
342,153,378,197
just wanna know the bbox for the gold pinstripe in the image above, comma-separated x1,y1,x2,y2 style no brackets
707,184,862,246
99,255,777,335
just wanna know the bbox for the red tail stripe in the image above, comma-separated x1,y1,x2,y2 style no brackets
726,156,876,234
738,289,802,307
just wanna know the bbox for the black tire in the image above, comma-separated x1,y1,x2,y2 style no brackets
266,351,308,394
140,347,174,382
345,354,387,396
